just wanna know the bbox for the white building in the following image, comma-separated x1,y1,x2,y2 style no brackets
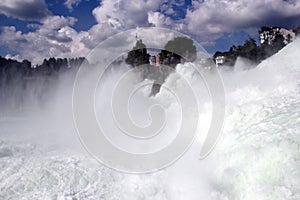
215,55,226,67
280,28,296,44
149,54,160,66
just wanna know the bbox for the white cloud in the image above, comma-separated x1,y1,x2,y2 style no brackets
92,0,162,28
5,54,23,62
148,11,173,27
0,15,90,64
36,16,77,43
80,23,121,49
2,0,300,63
64,0,82,11
0,0,50,21
0,0,186,63
41,15,77,29
181,0,300,44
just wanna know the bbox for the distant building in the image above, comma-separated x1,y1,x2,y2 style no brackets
280,28,296,44
155,54,160,65
259,26,296,45
215,55,226,67
150,54,161,66
150,56,156,65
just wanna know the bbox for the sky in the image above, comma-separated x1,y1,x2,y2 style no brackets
0,0,299,64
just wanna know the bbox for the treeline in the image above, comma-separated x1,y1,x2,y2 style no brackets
0,56,86,83
213,28,289,66
0,56,85,111
0,56,85,79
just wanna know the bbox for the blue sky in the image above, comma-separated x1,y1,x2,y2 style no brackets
0,0,299,63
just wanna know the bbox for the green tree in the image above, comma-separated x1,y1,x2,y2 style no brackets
163,36,197,62
241,37,258,62
272,33,285,52
286,34,292,44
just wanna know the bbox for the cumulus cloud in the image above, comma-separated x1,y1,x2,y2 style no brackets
2,0,300,63
181,0,300,44
80,23,121,49
159,0,190,20
0,0,193,63
148,11,173,27
92,0,162,28
0,0,50,21
64,0,82,11
0,16,89,64
38,16,78,43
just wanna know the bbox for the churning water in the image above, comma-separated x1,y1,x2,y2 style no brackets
0,39,300,200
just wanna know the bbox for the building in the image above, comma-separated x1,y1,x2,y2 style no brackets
259,26,296,45
280,28,296,44
215,55,226,67
155,54,160,65
149,54,160,66
150,56,156,65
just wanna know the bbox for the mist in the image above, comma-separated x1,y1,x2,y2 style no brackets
0,39,300,199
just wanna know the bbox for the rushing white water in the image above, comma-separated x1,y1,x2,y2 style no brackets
1,39,300,200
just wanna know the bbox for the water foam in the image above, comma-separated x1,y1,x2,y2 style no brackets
0,40,300,199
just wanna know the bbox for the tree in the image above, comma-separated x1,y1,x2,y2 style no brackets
241,37,258,62
272,32,285,52
163,36,197,62
286,34,292,44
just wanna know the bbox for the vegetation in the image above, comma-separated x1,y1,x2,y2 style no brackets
125,36,197,96
213,27,288,66
0,56,84,96
0,56,85,107
159,36,197,67
0,56,85,78
125,39,150,67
